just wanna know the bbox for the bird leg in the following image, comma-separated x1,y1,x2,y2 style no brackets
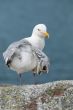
32,66,41,84
32,67,37,74
32,67,37,84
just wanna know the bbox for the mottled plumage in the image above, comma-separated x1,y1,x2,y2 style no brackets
3,39,50,74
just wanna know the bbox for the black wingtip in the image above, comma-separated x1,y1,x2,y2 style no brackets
6,59,11,67
43,66,47,70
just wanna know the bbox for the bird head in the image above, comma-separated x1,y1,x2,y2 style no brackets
32,24,49,39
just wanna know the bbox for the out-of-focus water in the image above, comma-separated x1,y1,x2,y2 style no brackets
0,0,73,84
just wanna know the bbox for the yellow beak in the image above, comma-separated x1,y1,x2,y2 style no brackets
43,32,49,38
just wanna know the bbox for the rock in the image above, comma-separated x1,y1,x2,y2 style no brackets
0,80,73,110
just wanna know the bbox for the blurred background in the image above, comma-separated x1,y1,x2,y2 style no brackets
0,0,73,84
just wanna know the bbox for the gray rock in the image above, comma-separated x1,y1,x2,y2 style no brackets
0,80,73,110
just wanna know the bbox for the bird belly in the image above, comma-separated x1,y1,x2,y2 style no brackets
10,52,37,73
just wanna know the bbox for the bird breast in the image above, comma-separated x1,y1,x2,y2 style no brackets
26,36,45,50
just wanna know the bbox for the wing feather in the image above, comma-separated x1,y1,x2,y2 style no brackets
3,39,32,64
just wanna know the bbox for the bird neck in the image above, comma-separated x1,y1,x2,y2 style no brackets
30,34,45,50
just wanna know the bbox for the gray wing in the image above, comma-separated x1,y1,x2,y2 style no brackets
32,48,50,74
3,39,33,65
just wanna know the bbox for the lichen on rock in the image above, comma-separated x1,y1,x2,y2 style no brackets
0,80,73,110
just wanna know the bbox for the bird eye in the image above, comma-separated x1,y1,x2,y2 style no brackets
38,29,40,31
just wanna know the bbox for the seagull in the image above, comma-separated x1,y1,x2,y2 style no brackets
3,40,49,84
3,24,50,84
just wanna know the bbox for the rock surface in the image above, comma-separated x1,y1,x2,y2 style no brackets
0,80,73,110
